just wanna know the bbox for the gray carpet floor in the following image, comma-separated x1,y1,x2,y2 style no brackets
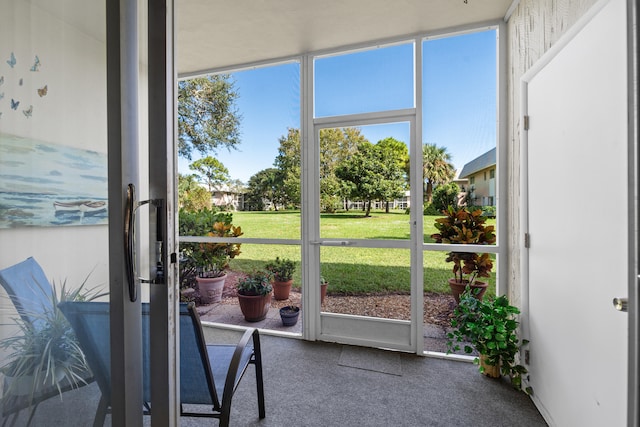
6,332,547,426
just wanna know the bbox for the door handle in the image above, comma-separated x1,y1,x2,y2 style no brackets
310,240,353,246
612,297,628,312
124,184,137,302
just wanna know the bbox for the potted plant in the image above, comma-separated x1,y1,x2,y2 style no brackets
446,289,530,392
278,305,300,326
265,257,296,300
186,218,243,304
431,206,496,303
0,279,105,417
320,276,329,305
236,270,273,322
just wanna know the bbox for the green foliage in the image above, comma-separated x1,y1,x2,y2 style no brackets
178,75,241,160
178,173,212,211
189,156,230,192
335,141,405,217
432,182,460,212
273,128,302,207
423,143,456,203
423,203,440,216
431,206,496,285
265,257,296,282
447,290,529,391
0,277,106,411
236,270,273,296
179,209,242,283
245,168,286,211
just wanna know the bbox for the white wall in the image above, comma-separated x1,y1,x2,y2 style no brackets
0,1,109,286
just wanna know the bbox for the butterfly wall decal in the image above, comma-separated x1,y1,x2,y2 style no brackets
6,52,16,68
0,92,4,100
23,105,33,118
10,99,19,110
37,85,47,97
30,55,40,72
0,76,3,85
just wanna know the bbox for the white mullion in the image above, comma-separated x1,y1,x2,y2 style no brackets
412,37,424,355
301,54,319,341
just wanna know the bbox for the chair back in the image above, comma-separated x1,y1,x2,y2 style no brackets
58,301,216,407
0,257,54,328
179,304,219,406
57,301,114,401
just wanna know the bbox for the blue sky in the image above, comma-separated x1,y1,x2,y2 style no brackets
178,29,496,183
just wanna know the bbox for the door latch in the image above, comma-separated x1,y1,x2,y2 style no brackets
612,297,628,312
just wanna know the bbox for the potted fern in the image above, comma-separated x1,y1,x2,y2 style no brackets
236,270,273,322
265,257,295,300
0,279,106,417
446,289,530,392
431,206,496,303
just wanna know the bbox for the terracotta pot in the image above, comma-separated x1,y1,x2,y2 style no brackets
479,354,500,378
273,279,293,300
237,292,272,322
196,274,226,304
320,283,328,305
448,278,488,304
279,306,300,326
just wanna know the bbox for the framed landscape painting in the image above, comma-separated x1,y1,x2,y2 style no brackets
0,133,107,228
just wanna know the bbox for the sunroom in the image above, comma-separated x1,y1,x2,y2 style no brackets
0,0,636,425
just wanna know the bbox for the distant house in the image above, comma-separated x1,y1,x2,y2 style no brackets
458,148,496,207
210,184,245,211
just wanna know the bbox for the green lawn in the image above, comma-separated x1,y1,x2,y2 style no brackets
223,210,496,297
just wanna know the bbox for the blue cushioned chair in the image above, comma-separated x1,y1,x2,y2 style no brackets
58,301,265,427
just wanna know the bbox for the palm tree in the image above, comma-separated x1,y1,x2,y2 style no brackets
423,143,455,204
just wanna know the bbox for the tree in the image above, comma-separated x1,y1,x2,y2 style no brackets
319,128,366,212
273,128,301,207
423,143,455,204
178,173,211,211
335,141,405,217
245,168,285,211
189,156,230,192
272,127,366,212
178,75,242,160
376,137,409,212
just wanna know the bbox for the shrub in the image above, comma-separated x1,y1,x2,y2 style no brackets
423,203,439,216
179,208,242,287
432,182,460,212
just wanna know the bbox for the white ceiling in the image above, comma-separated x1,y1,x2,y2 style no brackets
30,0,516,76
177,0,516,76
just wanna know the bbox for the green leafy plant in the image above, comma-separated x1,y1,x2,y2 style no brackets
179,209,243,281
265,257,295,282
446,289,530,393
431,206,496,285
236,270,273,296
0,277,107,413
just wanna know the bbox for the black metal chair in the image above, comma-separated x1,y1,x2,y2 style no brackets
58,301,265,426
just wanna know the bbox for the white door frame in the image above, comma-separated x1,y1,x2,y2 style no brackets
107,0,179,424
307,112,420,352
